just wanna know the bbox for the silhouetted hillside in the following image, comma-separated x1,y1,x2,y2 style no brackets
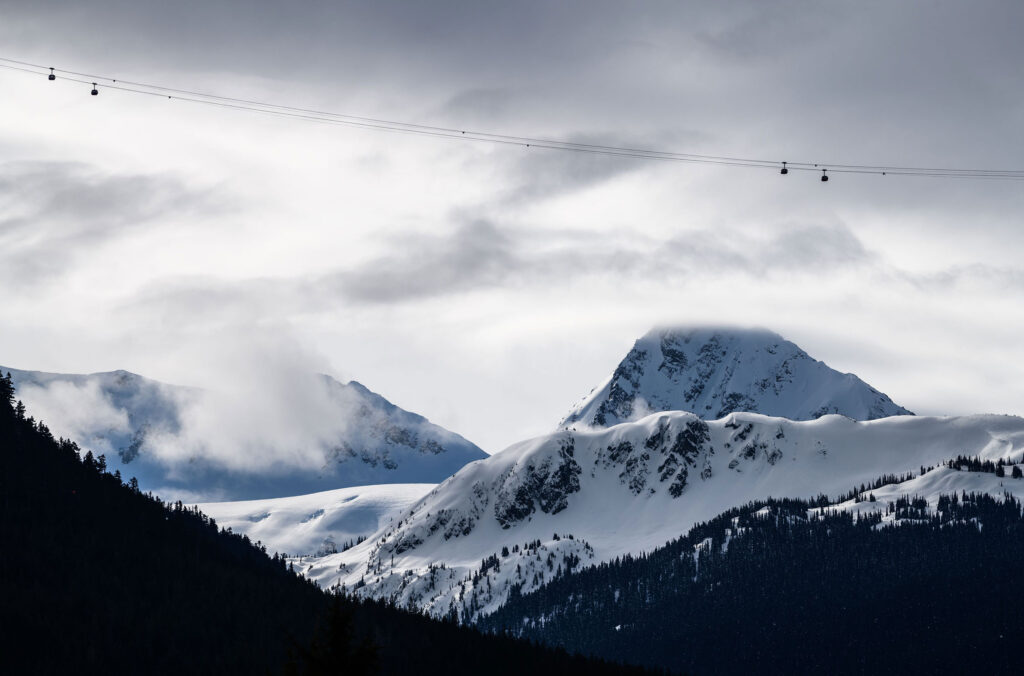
0,372,650,676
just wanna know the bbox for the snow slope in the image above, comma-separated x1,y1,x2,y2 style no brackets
561,327,912,427
816,462,1024,522
2,366,485,501
199,483,435,557
299,411,1024,619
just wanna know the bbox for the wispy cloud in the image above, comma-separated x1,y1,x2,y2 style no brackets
330,218,518,302
114,219,888,314
0,161,226,288
16,379,131,454
12,331,364,476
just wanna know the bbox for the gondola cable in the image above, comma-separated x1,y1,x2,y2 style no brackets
2,56,1023,182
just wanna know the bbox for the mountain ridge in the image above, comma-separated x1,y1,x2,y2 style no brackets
300,410,1024,619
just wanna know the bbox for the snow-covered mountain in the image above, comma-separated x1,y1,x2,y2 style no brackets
561,327,912,428
2,366,485,501
199,483,434,557
299,411,1024,619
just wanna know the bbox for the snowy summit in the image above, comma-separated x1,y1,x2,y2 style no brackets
560,327,912,427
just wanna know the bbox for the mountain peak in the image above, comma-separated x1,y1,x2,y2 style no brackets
560,326,912,427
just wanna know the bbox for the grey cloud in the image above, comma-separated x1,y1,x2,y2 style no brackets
693,4,831,62
439,88,516,125
120,218,883,317
118,219,517,323
8,2,1023,124
329,219,518,303
6,1,1024,223
120,276,294,331
493,130,707,206
0,161,226,288
760,224,875,270
321,218,1023,305
649,223,876,281
891,263,1024,294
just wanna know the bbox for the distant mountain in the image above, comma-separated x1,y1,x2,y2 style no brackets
300,410,1024,619
2,366,486,501
560,327,912,427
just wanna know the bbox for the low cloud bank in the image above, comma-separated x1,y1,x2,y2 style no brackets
12,334,367,476
18,380,131,455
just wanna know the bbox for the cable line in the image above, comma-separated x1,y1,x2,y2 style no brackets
2,56,1023,181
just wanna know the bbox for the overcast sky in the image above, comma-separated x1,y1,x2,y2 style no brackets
1,0,1023,453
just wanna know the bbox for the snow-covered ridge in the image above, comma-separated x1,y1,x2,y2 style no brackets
300,411,1024,618
199,483,435,557
561,327,912,427
2,366,485,501
817,460,1024,523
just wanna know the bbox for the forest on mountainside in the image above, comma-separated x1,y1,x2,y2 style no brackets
480,490,1024,674
0,372,650,676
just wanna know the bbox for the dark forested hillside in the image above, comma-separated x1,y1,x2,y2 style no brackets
0,372,649,676
480,492,1024,675
0,374,329,674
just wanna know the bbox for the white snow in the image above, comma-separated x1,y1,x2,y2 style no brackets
814,464,1024,523
198,483,435,556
